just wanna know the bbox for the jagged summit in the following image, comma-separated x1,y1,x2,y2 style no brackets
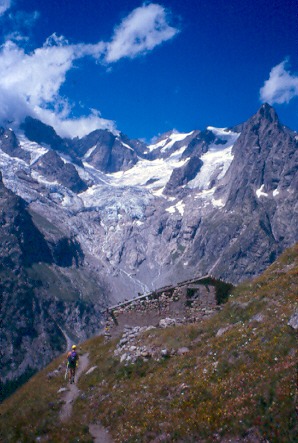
21,116,65,151
257,102,279,121
240,103,282,136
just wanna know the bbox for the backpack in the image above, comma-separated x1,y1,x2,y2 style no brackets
68,350,77,365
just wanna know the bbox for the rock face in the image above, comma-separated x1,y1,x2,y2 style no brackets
22,116,65,152
0,127,29,161
164,156,203,195
219,104,297,208
69,129,139,172
0,172,107,393
32,150,88,193
0,104,297,392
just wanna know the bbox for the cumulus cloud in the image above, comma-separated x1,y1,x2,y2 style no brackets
0,3,178,137
0,0,11,16
35,108,118,139
0,35,109,135
105,3,179,62
260,59,298,104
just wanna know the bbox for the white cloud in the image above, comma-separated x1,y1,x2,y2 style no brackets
0,36,108,135
0,34,107,109
105,3,179,62
0,3,179,137
35,108,117,139
0,0,11,16
260,59,298,104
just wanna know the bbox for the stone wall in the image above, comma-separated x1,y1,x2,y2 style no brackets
104,276,230,339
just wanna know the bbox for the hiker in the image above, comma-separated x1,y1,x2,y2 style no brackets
66,345,79,384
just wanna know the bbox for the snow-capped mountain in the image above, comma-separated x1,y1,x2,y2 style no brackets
1,105,297,291
1,104,297,385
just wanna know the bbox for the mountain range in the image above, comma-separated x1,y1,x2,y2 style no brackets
0,103,297,392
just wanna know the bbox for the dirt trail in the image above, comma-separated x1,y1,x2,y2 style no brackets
60,353,89,422
59,353,115,442
89,423,115,443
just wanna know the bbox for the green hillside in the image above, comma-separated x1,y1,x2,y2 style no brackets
0,244,297,443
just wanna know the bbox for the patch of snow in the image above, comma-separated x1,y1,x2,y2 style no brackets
166,200,185,215
59,156,69,164
207,126,238,137
176,200,185,215
256,184,268,198
83,145,97,160
187,130,239,191
152,187,165,197
61,193,84,211
31,170,59,186
273,188,280,197
212,198,224,208
192,188,223,209
194,189,215,199
166,205,175,214
120,141,134,151
107,147,188,193
148,131,194,152
18,134,48,165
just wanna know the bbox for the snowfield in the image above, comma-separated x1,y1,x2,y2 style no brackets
188,129,239,191
0,126,240,214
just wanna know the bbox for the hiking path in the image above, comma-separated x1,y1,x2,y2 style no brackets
59,353,114,442
59,353,89,422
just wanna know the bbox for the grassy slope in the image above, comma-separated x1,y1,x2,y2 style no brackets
0,244,297,442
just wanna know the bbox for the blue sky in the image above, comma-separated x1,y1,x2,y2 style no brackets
0,0,297,140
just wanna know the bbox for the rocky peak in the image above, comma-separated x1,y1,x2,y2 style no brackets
72,129,116,157
0,127,30,161
237,104,282,148
255,103,280,123
217,104,297,210
181,129,214,159
21,116,65,151
32,150,88,193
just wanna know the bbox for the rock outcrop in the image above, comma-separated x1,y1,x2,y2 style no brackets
32,150,88,193
0,173,107,392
